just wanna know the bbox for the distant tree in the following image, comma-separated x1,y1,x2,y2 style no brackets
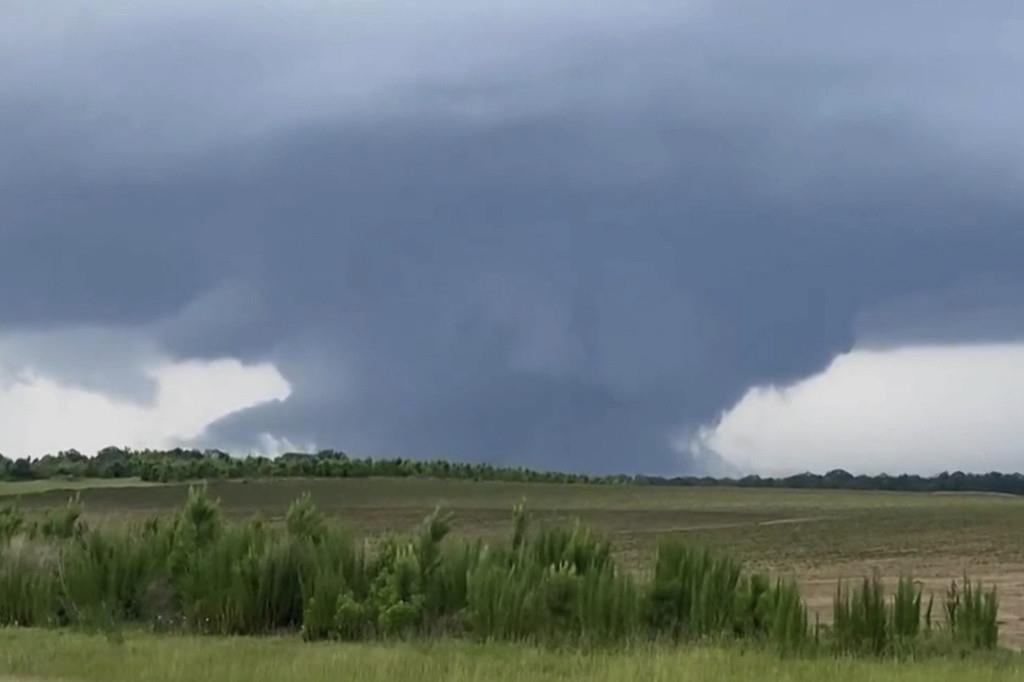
9,458,35,481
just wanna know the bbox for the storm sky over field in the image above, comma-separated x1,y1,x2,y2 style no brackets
3,1,1024,474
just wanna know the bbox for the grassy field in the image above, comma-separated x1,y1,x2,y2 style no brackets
3,476,1024,655
0,629,1021,682
0,478,158,497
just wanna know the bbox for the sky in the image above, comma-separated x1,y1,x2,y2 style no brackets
2,1,1024,475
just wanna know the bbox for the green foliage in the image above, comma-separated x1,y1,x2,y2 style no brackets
37,494,86,540
828,573,998,656
833,573,890,655
286,493,325,544
946,576,999,649
648,543,743,638
466,554,543,640
644,543,808,651
526,523,611,576
57,528,167,628
759,579,809,653
511,500,528,551
0,494,1002,657
4,447,630,486
334,591,369,640
575,562,641,643
5,630,1024,682
14,446,1024,501
378,598,423,637
0,539,59,626
175,485,223,549
891,576,923,642
0,504,24,545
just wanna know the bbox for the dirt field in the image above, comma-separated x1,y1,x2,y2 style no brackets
6,477,1024,646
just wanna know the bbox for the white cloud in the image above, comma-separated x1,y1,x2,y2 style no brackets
692,344,1024,476
0,357,291,458
255,433,318,458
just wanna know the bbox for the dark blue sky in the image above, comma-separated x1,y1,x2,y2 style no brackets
2,1,1024,473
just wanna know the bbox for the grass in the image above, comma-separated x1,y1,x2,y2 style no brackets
10,477,1024,571
0,489,825,648
0,478,159,497
6,477,1024,643
0,486,1004,660
0,629,1021,682
0,478,1019,678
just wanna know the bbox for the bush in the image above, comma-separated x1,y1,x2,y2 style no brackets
648,543,742,638
37,495,85,540
891,576,923,642
286,493,325,544
0,539,59,626
0,504,24,546
378,599,423,637
833,573,889,655
946,576,998,649
0,494,1001,658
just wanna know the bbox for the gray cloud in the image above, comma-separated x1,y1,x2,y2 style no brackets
857,282,1024,348
3,1,1024,472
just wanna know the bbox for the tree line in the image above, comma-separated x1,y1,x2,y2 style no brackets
641,469,1024,495
0,447,630,485
1,447,1023,496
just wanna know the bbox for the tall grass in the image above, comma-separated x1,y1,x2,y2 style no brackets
0,489,1001,657
833,573,890,655
946,577,999,649
648,543,808,650
831,573,997,655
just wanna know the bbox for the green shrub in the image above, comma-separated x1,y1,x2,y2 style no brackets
38,495,85,540
335,591,368,640
0,539,59,626
0,493,1000,657
761,580,809,653
946,576,998,649
830,573,950,656
575,562,640,644
528,523,610,576
57,528,166,627
648,543,744,639
891,576,923,643
0,504,24,546
832,573,889,655
378,598,423,637
466,556,543,640
175,485,223,549
286,493,325,544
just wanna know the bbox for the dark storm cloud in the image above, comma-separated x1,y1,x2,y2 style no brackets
3,0,1024,472
856,282,1024,348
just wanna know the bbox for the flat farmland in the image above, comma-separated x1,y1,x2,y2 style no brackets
6,477,1024,645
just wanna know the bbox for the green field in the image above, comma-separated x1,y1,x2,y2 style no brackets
0,478,158,497
2,476,1023,679
0,629,1021,682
